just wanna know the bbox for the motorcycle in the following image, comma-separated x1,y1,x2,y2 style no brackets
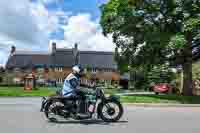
40,86,124,122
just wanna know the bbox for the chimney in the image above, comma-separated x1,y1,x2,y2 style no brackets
52,42,56,55
10,46,16,56
73,43,79,65
74,43,78,50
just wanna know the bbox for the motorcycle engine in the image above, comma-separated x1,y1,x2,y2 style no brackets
77,100,89,114
50,101,70,118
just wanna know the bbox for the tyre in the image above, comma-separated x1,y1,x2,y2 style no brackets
98,100,123,122
44,99,62,122
44,101,51,119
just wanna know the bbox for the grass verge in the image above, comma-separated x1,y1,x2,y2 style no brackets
120,95,200,104
1,87,200,104
0,87,55,97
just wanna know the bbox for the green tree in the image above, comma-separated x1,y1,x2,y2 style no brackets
100,0,200,95
0,67,4,83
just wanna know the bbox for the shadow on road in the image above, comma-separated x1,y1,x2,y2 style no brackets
48,119,128,125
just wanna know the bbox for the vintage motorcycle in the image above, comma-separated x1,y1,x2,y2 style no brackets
40,87,124,122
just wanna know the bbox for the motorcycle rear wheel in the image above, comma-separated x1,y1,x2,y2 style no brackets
44,100,65,122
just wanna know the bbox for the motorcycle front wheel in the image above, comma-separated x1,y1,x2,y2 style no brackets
98,100,123,122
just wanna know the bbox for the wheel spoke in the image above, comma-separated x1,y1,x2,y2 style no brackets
101,102,121,120
102,110,107,114
105,104,111,109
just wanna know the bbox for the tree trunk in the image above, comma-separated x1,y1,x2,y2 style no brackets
182,61,193,96
182,32,193,96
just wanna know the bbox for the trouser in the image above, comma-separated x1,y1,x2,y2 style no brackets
63,90,86,113
63,89,86,100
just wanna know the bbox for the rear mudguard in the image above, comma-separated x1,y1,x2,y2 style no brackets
40,97,49,112
42,97,63,118
40,97,60,112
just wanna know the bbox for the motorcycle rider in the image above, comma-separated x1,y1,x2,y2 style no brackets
62,64,85,97
61,65,88,115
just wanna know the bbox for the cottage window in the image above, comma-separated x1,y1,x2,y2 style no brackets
48,68,52,72
56,78,63,84
106,80,111,85
80,79,84,84
14,68,20,73
37,68,44,73
85,79,88,84
101,79,105,83
38,75,44,80
55,67,63,72
80,79,83,84
82,79,87,85
92,68,97,73
23,69,30,73
102,69,108,72
105,69,111,72
13,78,21,84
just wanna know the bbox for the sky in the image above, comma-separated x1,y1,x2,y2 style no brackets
0,0,114,66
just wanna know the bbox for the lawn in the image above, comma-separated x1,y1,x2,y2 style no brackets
1,87,200,104
0,86,55,97
120,95,200,104
0,86,120,97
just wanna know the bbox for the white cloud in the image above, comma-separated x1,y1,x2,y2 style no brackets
53,13,115,51
0,0,41,44
86,33,114,51
0,0,48,65
42,0,59,5
0,1,115,66
42,0,55,4
30,2,60,34
30,2,70,34
0,0,68,66
0,0,51,47
0,51,9,67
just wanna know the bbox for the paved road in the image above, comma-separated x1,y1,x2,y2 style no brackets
0,97,200,133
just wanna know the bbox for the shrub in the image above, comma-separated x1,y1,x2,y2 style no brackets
131,64,176,91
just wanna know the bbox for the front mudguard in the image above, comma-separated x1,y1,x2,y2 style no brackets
106,95,120,102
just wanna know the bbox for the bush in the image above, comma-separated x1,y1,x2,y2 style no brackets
0,77,2,83
131,64,176,91
193,61,200,91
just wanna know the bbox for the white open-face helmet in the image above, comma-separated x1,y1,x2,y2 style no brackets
72,65,83,74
